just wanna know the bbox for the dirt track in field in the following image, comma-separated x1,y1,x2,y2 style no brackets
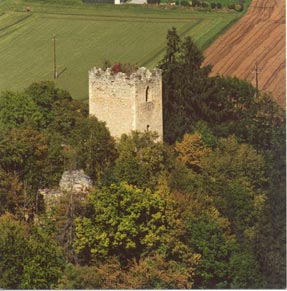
204,0,286,107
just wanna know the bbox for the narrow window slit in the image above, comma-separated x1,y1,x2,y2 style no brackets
146,86,150,102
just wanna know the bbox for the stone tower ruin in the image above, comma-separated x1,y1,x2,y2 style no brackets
89,67,163,140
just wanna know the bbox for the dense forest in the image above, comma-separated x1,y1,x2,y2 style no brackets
0,28,285,289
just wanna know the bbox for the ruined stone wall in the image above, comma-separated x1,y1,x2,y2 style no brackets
40,170,93,211
89,68,135,137
89,67,163,140
134,69,163,139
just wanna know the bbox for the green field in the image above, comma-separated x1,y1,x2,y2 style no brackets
0,0,245,99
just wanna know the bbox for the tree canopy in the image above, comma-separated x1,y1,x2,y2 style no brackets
0,28,285,289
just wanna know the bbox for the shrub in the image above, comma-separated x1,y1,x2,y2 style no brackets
82,0,114,3
147,0,160,4
201,1,209,8
111,63,121,74
210,2,216,9
216,2,222,9
111,62,138,75
234,3,243,11
180,0,190,6
103,60,111,70
227,3,235,9
192,0,202,6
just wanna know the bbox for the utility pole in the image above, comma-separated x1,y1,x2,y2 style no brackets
53,34,57,79
253,61,262,97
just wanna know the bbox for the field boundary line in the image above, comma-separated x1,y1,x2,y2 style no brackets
201,15,240,51
40,14,194,23
22,10,198,21
0,13,32,33
140,19,202,67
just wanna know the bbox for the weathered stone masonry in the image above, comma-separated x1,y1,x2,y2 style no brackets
89,67,163,140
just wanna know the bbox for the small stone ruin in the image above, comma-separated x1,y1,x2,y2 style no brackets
59,169,93,193
39,169,93,210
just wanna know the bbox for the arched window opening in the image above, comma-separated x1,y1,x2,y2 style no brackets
146,125,150,132
145,86,151,102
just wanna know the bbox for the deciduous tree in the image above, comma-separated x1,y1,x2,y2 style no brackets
0,213,65,289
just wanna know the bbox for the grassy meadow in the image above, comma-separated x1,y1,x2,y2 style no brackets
0,0,245,99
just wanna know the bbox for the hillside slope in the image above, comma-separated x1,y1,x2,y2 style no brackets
204,0,286,107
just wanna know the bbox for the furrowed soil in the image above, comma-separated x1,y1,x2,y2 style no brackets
204,0,286,107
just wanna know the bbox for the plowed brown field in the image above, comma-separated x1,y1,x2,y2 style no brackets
204,0,286,107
